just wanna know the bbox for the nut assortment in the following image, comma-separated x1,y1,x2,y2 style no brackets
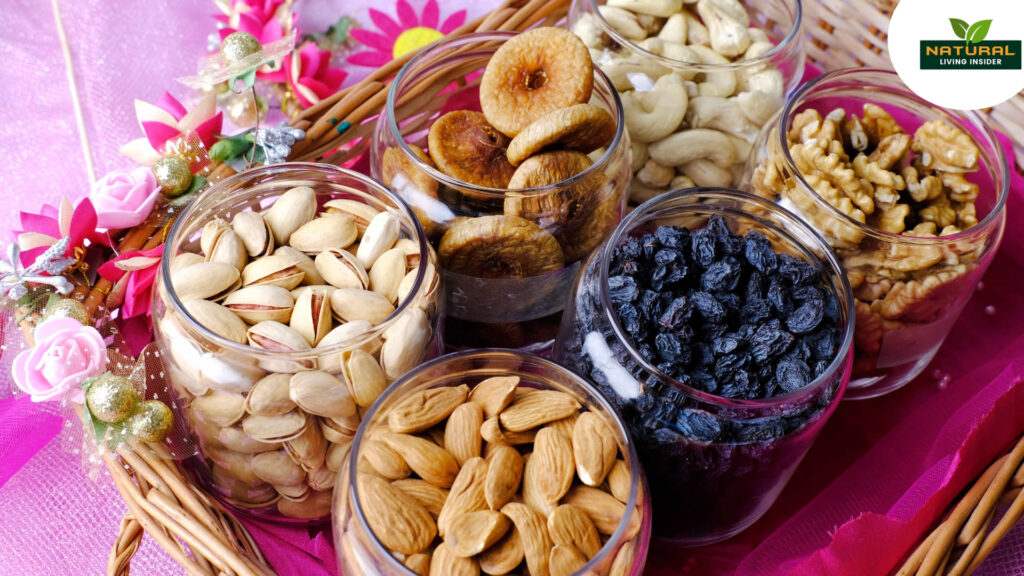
338,371,647,576
157,178,441,519
572,0,797,203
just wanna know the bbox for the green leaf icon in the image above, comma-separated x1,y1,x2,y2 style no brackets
950,18,969,39
967,19,992,44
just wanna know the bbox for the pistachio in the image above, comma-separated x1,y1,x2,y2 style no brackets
277,488,332,519
343,349,389,407
326,437,353,472
289,214,359,254
392,238,423,270
223,285,294,324
289,370,358,421
171,262,241,301
369,247,408,304
322,413,358,438
315,248,368,290
252,450,307,486
275,246,325,285
290,286,332,346
380,307,432,379
245,373,297,416
242,410,309,442
232,211,274,257
324,198,381,231
242,253,305,290
183,299,248,344
204,225,248,271
192,389,247,427
291,284,337,302
357,211,401,268
213,426,282,454
397,262,439,308
275,483,311,502
169,252,205,275
330,288,395,325
308,465,336,491
200,217,232,256
317,320,378,372
198,352,265,394
285,419,328,472
247,321,312,352
206,446,263,486
264,186,317,244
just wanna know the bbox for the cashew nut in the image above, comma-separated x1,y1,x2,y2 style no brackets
681,158,734,187
660,42,701,80
573,13,610,49
630,140,650,172
697,0,751,58
739,68,784,100
684,11,710,46
598,6,648,40
748,28,770,44
649,128,736,167
725,133,753,163
595,49,670,92
689,45,737,97
685,96,759,140
637,158,675,187
670,174,697,189
608,0,685,18
736,89,783,126
630,184,665,205
619,73,688,143
744,41,775,60
658,13,689,44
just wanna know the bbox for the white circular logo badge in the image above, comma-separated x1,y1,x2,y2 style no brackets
888,0,1024,110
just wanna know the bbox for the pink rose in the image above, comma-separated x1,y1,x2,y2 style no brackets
89,166,160,230
12,317,107,403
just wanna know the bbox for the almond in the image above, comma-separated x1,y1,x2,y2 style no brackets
405,553,431,576
446,402,484,465
549,544,588,576
468,375,519,417
572,411,619,486
380,432,460,488
532,427,575,503
564,485,631,536
438,457,489,538
430,542,479,576
481,416,537,446
392,478,449,518
522,451,556,516
484,445,524,510
446,510,512,557
479,527,524,576
609,539,636,576
501,502,553,576
499,390,581,432
359,437,411,480
389,385,469,433
546,414,578,440
548,504,602,559
607,459,631,503
357,473,436,555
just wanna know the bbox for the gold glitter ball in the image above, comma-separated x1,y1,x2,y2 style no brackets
42,299,89,325
221,31,263,64
129,400,174,443
86,373,137,424
152,156,194,197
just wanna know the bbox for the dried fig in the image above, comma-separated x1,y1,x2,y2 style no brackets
438,215,565,278
427,111,516,189
506,104,616,166
382,145,440,237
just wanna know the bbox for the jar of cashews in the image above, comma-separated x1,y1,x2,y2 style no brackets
568,0,805,207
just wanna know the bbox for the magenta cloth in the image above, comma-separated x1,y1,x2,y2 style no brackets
1,1,1023,575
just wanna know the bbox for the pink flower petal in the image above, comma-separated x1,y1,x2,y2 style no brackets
194,112,224,148
18,246,47,267
156,92,187,122
97,259,128,282
368,8,403,38
346,50,392,68
441,10,467,34
141,121,182,150
350,29,395,53
18,211,60,238
119,138,162,165
134,99,177,128
422,0,440,29
396,0,419,28
35,318,84,342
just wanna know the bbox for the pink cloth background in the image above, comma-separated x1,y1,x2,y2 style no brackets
1,1,1022,575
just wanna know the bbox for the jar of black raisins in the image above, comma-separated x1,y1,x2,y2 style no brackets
554,188,855,544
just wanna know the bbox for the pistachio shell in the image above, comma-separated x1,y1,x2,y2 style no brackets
289,214,359,254
276,483,312,501
200,218,232,257
357,211,401,268
247,321,312,352
264,186,317,244
252,450,307,486
169,252,205,275
324,198,381,231
199,352,264,394
291,284,337,302
242,253,305,290
290,286,332,346
380,308,432,379
392,238,423,270
314,248,368,290
308,465,336,491
223,285,294,324
274,246,325,286
330,288,395,325
206,446,263,486
396,262,439,306
284,418,328,472
343,349,388,408
183,299,248,344
326,438,352,472
316,320,377,372
172,262,241,301
277,488,332,519
192,390,246,427
245,373,297,416
242,410,309,442
289,371,357,420
206,228,248,271
232,211,274,257
214,426,281,454
368,248,407,304
321,416,357,442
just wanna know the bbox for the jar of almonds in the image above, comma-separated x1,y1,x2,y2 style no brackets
372,30,631,352
745,69,1009,398
152,163,443,522
334,349,650,576
568,0,805,205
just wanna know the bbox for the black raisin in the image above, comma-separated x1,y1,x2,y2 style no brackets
691,229,717,268
776,356,811,393
768,276,794,315
701,256,742,292
655,225,691,251
608,275,640,304
744,231,778,273
692,291,726,323
655,332,685,363
787,299,825,334
674,408,721,442
658,296,692,330
778,253,819,287
741,298,773,324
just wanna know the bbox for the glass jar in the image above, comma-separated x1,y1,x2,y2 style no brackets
744,69,1009,399
152,163,443,522
568,0,804,205
334,349,651,575
554,188,854,544
372,31,630,353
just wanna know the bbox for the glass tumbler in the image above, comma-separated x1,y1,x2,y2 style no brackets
744,69,1009,399
152,163,443,522
372,31,631,353
334,349,651,575
555,188,855,544
568,0,804,205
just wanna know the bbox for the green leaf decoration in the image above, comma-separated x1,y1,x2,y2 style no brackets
209,132,254,162
966,19,992,44
327,16,354,45
950,18,970,39
229,69,258,93
167,176,208,207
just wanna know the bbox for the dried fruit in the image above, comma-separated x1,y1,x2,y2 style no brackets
360,436,411,480
392,478,450,518
530,427,576,504
380,432,461,488
549,544,588,576
437,457,490,538
429,542,479,576
478,527,524,575
439,215,565,279
506,104,616,166
564,486,628,535
427,111,517,189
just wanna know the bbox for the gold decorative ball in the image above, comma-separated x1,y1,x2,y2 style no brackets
42,299,89,325
129,400,174,443
221,31,263,64
152,156,193,197
86,373,137,424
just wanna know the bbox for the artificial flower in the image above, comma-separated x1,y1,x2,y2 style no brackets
15,197,109,267
97,244,163,320
0,240,76,300
12,317,107,403
216,0,296,58
89,166,161,230
283,42,347,109
119,92,223,165
348,0,466,68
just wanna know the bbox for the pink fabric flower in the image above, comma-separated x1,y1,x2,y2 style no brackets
12,317,107,403
97,244,163,320
89,166,160,230
284,42,347,108
15,197,109,267
119,92,223,165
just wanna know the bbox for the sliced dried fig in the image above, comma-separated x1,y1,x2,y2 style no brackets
506,104,616,166
480,27,594,137
427,111,516,189
438,215,565,279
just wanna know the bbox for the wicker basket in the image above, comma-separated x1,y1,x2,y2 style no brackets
90,0,1024,574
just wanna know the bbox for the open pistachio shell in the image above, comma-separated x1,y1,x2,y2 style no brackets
183,299,249,344
224,285,294,325
242,410,309,443
171,262,241,301
245,373,297,416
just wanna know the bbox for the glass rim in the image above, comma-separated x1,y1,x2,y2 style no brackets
585,0,804,72
384,30,627,198
159,162,431,358
346,348,647,576
596,187,856,409
778,68,1011,246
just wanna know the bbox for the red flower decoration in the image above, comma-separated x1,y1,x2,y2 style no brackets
97,245,163,320
15,198,109,267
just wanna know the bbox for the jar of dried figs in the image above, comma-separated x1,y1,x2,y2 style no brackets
555,188,855,544
744,69,1009,399
152,163,443,522
372,30,630,353
334,349,651,576
568,0,804,205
